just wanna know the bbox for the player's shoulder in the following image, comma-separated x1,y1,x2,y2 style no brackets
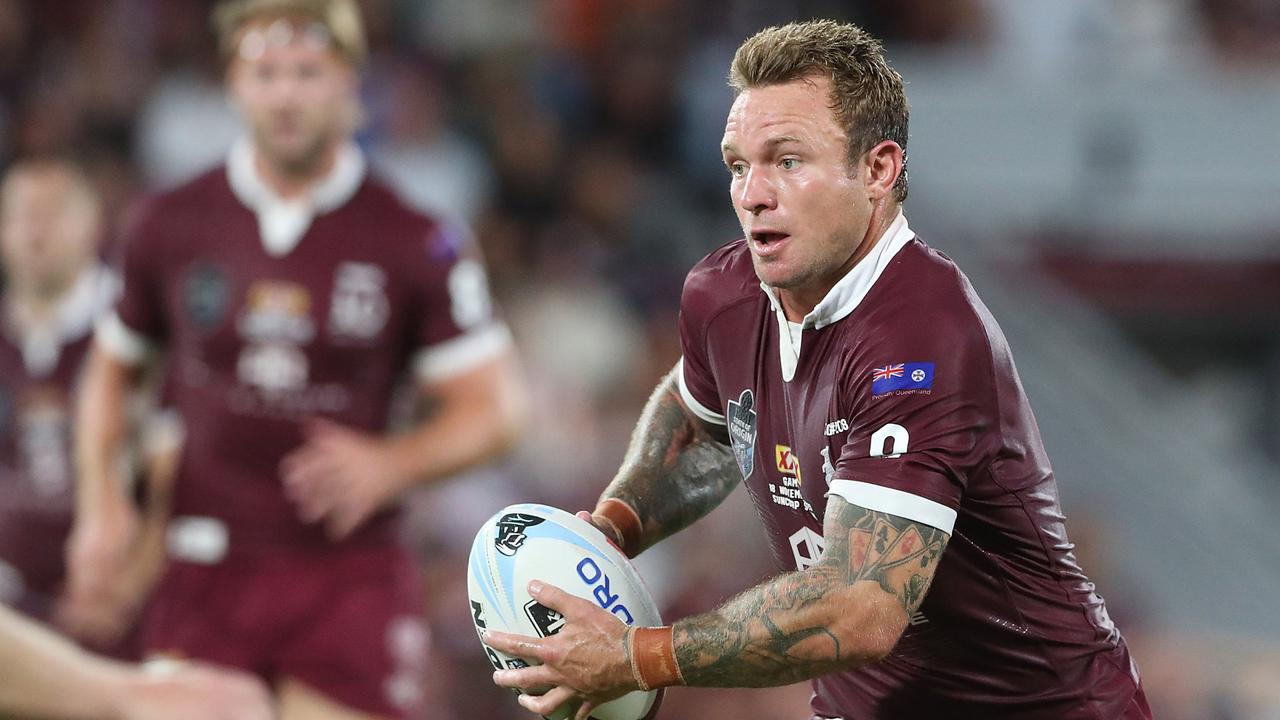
122,166,235,246
352,172,467,261
863,237,997,351
681,238,761,321
137,165,233,218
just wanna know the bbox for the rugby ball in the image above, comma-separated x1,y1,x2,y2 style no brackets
467,503,662,720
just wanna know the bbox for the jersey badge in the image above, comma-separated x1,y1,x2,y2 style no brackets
871,361,935,396
329,262,390,341
183,262,230,330
726,389,757,479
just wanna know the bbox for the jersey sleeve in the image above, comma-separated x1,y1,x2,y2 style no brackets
94,200,169,364
827,313,997,535
409,220,512,383
676,264,726,426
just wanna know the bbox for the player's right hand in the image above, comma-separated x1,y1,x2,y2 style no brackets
111,660,276,720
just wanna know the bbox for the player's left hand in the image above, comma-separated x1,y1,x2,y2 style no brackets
486,580,638,719
280,419,405,540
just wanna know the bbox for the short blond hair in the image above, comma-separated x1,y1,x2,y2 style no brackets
212,0,366,66
730,20,909,202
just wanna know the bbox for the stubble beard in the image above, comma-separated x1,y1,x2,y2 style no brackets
256,124,336,181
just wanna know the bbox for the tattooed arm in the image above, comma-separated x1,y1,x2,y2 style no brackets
672,495,949,687
486,493,951,713
594,365,739,555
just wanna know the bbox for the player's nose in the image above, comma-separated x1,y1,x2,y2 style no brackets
737,167,777,215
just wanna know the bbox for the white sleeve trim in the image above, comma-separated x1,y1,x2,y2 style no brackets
676,357,725,426
94,311,156,365
827,480,958,535
413,323,512,382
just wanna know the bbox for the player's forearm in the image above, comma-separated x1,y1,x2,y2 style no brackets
0,605,130,719
74,348,139,516
598,368,739,555
391,352,527,489
671,569,898,688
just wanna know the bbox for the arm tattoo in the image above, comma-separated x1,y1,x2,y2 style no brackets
599,367,739,554
672,497,949,687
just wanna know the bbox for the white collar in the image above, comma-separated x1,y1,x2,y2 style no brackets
226,137,366,257
7,265,117,376
761,209,915,330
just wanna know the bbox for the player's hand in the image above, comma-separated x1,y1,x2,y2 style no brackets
486,580,637,720
62,501,140,645
280,419,404,540
109,660,275,720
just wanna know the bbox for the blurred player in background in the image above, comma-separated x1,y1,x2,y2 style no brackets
0,602,275,720
487,20,1151,720
68,1,527,719
0,158,168,650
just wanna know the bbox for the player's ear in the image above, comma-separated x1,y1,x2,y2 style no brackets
863,140,904,201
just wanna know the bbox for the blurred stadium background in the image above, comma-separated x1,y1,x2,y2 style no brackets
1,0,1278,717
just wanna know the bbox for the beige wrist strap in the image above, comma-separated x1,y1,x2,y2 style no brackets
627,625,685,691
593,498,643,558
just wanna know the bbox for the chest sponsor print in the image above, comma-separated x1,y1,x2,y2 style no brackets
726,389,757,479
768,444,816,517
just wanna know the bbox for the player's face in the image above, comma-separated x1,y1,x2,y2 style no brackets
722,77,876,314
0,168,99,298
228,19,357,176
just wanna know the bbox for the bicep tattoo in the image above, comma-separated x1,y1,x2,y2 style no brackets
823,495,949,617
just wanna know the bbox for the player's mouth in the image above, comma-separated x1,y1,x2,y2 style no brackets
749,231,791,257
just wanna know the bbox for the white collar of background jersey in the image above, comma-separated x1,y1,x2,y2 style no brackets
226,137,366,257
760,209,915,331
4,264,117,376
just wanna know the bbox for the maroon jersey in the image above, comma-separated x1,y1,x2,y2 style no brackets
678,213,1146,718
0,269,112,614
98,141,509,555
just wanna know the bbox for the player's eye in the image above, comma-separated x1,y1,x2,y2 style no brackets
727,162,747,178
780,157,799,170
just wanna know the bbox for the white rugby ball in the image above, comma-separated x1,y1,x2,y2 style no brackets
468,503,663,720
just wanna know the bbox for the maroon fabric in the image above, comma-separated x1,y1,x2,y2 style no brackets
143,543,428,718
0,330,90,615
679,237,1148,719
113,165,476,551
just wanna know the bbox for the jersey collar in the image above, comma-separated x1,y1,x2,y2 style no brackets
5,265,116,376
760,209,915,331
227,137,367,257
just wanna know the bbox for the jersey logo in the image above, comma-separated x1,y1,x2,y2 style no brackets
726,389,757,479
774,445,801,479
183,263,230,330
789,526,826,571
871,361,935,396
824,418,849,436
328,262,389,340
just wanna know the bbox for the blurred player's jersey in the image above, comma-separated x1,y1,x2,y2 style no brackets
679,212,1147,718
0,267,113,615
99,140,510,555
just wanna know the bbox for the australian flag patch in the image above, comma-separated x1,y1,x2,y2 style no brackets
870,362,935,396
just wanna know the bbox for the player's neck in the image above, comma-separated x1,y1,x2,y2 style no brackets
777,201,900,322
4,273,79,333
252,141,342,200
